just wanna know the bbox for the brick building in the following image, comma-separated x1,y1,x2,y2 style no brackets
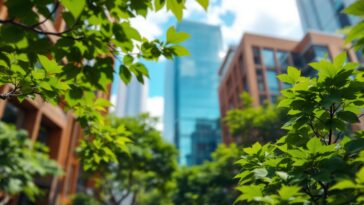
0,1,111,205
218,31,359,144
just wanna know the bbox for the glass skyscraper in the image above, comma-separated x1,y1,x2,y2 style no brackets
164,21,222,166
296,0,360,33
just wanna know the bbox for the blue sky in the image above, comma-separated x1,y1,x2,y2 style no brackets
112,0,304,130
133,0,304,98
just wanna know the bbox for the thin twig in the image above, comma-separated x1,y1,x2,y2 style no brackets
0,19,83,40
30,1,60,28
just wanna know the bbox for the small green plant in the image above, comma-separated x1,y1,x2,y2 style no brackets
235,53,364,204
0,122,62,204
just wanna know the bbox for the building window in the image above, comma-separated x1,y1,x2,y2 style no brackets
292,52,304,69
252,47,261,65
277,51,290,71
262,49,276,69
37,125,49,146
334,0,351,28
256,69,265,92
356,50,364,63
239,55,245,74
266,70,280,95
271,95,278,104
243,76,249,92
1,103,25,128
304,45,330,63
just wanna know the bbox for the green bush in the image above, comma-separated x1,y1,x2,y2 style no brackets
235,53,364,204
0,122,62,204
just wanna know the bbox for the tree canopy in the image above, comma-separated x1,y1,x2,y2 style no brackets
0,122,62,204
0,0,209,171
224,92,288,146
74,114,178,205
235,53,364,204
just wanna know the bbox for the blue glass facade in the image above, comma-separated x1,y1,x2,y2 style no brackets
164,21,222,166
296,0,360,33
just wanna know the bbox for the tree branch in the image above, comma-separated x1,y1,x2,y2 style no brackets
117,169,134,204
30,1,60,28
0,18,83,40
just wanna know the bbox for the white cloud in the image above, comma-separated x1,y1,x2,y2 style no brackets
146,96,164,131
130,8,173,40
185,0,303,46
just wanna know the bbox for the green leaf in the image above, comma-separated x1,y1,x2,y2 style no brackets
119,64,132,84
278,185,301,200
196,0,209,10
131,62,149,78
167,0,184,21
154,0,166,11
0,25,25,43
306,137,323,153
356,167,364,184
121,22,142,41
39,82,53,91
337,111,360,123
60,0,86,18
166,26,191,44
236,185,263,202
171,45,190,56
243,142,262,155
330,180,356,190
334,52,347,69
38,55,62,74
277,66,301,84
276,171,289,181
253,168,268,179
123,55,134,65
344,0,364,16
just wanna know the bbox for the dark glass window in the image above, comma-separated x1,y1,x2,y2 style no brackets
303,45,330,64
252,47,261,65
292,52,304,69
356,50,364,63
266,70,279,95
333,0,351,28
243,76,249,92
37,125,49,146
239,55,245,74
256,69,265,92
271,95,278,104
262,49,276,69
277,51,290,71
1,103,25,128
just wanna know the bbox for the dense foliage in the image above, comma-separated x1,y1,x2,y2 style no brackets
224,92,287,145
74,114,178,205
345,0,364,53
172,144,241,205
0,123,62,204
235,53,364,204
0,0,208,171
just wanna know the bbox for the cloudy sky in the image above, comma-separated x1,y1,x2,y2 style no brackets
113,0,304,131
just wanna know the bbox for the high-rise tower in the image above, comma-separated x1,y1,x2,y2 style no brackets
164,21,223,166
296,0,359,33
